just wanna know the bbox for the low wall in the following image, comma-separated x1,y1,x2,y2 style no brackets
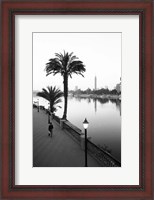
87,140,121,167
52,114,121,167
53,114,60,124
63,121,82,143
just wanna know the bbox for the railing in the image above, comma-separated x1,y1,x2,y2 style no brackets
53,114,60,124
87,139,121,167
63,121,82,143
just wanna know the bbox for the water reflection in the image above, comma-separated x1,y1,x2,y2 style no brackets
93,99,97,113
68,96,121,162
96,98,109,105
91,97,121,115
87,98,91,103
109,99,121,116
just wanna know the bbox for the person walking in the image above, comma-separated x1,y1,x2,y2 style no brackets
48,122,53,137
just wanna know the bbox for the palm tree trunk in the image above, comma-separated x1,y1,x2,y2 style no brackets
50,101,52,112
62,73,68,119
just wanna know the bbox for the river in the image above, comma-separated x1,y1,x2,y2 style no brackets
33,95,121,162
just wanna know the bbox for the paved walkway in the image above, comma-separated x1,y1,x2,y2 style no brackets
33,109,101,167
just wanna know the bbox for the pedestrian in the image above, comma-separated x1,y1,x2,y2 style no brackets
48,122,53,137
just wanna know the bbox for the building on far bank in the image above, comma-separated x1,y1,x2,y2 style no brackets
75,86,78,91
115,78,121,93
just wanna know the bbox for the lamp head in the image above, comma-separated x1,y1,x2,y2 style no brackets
83,118,89,129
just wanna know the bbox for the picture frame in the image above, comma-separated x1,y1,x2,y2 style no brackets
1,0,153,199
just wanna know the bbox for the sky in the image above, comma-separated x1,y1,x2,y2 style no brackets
33,32,121,91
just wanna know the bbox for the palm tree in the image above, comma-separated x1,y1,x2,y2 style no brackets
37,86,63,113
45,51,86,119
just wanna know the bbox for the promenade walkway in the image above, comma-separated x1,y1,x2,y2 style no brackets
33,109,101,167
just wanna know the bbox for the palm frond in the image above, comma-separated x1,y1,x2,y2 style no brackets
36,86,63,113
45,52,86,78
37,92,50,101
54,99,62,105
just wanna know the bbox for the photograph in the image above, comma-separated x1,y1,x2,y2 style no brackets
33,32,121,167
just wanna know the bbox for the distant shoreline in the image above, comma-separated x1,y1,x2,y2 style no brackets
71,94,121,100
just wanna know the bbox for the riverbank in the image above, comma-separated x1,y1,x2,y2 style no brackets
73,94,121,100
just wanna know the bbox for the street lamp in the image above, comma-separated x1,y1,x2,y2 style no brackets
37,99,39,112
48,102,50,124
83,118,89,167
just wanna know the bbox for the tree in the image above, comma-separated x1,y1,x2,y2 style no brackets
85,88,92,94
45,51,86,119
110,89,118,95
37,86,63,113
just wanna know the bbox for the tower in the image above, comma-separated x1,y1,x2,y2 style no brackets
94,76,97,90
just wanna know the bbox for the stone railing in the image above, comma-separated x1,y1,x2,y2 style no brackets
87,140,121,167
53,114,60,124
51,114,121,167
63,121,82,143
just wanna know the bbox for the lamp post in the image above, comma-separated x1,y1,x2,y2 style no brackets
48,102,50,124
37,99,39,112
83,118,89,167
